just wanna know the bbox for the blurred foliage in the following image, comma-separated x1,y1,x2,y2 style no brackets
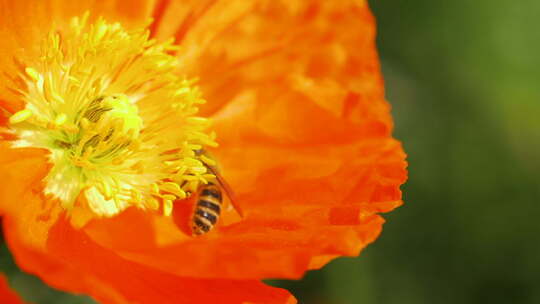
1,0,539,303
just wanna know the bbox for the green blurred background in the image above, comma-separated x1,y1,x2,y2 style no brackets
2,0,539,303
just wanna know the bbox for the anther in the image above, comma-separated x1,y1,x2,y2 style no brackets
54,113,67,126
9,109,33,124
25,67,40,82
162,194,176,201
163,199,173,216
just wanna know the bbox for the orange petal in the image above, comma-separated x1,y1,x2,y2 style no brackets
3,215,296,304
80,140,405,279
90,0,406,278
0,143,55,247
0,0,407,298
53,0,407,280
0,274,27,304
91,212,387,280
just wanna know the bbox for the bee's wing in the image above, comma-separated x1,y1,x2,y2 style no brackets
206,165,244,218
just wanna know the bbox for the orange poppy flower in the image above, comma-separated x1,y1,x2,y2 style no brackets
0,274,27,304
0,0,407,303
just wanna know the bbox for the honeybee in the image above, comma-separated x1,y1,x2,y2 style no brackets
191,150,242,236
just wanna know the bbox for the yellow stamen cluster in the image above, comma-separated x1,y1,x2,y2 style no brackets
8,14,217,217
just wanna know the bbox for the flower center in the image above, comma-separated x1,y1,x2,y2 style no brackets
8,14,217,217
54,94,142,170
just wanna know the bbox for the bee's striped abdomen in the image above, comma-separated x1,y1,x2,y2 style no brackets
191,183,222,236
